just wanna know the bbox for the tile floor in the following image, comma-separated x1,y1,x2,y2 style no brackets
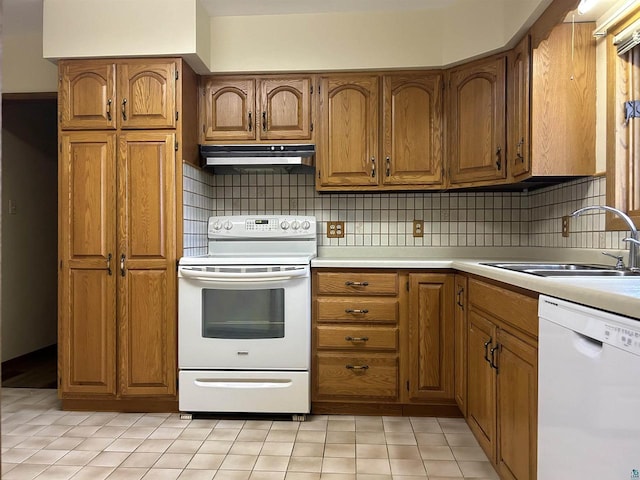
1,389,498,480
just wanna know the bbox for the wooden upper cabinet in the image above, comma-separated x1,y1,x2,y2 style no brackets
201,78,257,141
59,60,117,130
317,75,380,188
200,75,313,142
448,56,507,186
118,62,177,129
508,35,531,180
382,74,443,187
59,59,178,130
259,77,312,140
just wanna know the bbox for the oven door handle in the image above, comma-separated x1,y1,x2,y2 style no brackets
179,267,309,282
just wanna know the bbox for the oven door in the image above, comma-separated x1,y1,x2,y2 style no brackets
178,264,310,370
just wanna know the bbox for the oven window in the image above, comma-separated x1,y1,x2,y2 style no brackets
202,288,285,339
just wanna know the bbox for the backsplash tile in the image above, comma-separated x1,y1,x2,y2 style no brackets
182,165,630,255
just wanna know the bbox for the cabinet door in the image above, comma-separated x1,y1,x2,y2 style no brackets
258,77,313,140
317,75,379,188
467,310,497,461
496,328,537,480
508,35,531,180
454,274,468,416
201,78,257,141
448,56,507,185
118,61,177,129
406,274,454,402
59,60,117,130
382,74,443,186
58,132,117,395
118,132,177,396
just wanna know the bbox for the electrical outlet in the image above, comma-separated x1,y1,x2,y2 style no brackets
327,221,345,238
562,216,570,237
413,220,424,238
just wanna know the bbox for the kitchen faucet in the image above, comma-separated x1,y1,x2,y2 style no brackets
570,205,640,271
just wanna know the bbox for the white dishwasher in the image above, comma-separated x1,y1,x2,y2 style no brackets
538,295,640,480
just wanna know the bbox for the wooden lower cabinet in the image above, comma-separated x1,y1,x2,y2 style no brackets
467,277,538,480
454,274,468,416
312,269,457,415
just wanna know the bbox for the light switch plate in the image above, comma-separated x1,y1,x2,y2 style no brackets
562,216,570,237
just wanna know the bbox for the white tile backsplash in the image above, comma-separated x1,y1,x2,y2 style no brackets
182,166,630,255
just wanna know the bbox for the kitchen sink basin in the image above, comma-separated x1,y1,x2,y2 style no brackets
481,262,640,277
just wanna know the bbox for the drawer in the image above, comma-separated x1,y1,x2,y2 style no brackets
316,272,398,295
316,325,398,350
315,353,398,400
316,298,398,323
469,279,538,338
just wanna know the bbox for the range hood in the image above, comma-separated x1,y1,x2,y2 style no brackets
200,144,315,173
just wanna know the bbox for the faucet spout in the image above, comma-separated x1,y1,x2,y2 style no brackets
570,205,639,271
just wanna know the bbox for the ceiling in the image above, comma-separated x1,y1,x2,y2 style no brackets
200,0,619,21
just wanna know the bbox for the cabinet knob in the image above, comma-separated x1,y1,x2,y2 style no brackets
345,281,369,287
345,336,369,342
346,364,369,370
345,309,369,314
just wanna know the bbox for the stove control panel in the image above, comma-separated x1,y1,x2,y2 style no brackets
208,215,316,238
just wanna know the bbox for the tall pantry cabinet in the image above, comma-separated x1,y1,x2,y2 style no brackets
57,58,198,410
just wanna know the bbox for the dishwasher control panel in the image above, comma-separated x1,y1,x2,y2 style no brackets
604,324,640,355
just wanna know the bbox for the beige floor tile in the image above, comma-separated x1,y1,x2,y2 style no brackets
2,462,18,474
23,449,69,464
104,466,148,479
142,468,184,479
244,420,273,430
237,429,269,442
2,448,38,463
388,459,426,476
229,441,264,455
318,473,356,480
383,434,416,446
327,420,356,432
325,432,355,444
417,445,454,461
154,453,195,469
287,456,323,473
409,418,442,433
249,471,286,480
253,455,291,472
213,470,251,480
1,435,29,447
167,440,205,454
186,453,226,470
444,433,479,447
55,450,100,466
324,444,355,458
62,465,115,480
64,426,100,438
209,429,241,441
134,417,167,428
322,458,356,474
284,472,321,480
266,431,298,443
121,427,157,439
423,460,463,477
355,458,391,475
354,420,384,432
31,464,82,479
94,426,128,438
14,436,56,449
149,428,184,441
382,423,412,433
75,437,115,451
450,446,490,461
270,422,300,432
0,463,47,480
177,470,216,480
414,433,447,446
219,454,258,470
457,460,499,478
355,444,388,459
386,445,421,460
295,431,326,443
297,420,327,432
87,451,130,468
291,443,325,458
215,420,246,429
179,428,214,440
198,440,233,455
105,438,146,452
136,439,174,453
260,442,294,456
355,475,391,480
120,452,163,468
354,432,386,445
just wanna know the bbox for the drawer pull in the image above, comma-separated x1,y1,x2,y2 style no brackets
345,336,369,342
345,309,369,314
345,281,369,287
346,364,369,370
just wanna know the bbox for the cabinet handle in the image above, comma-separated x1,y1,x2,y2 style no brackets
345,281,369,287
121,98,127,121
456,287,464,309
495,146,502,170
120,253,126,277
248,112,253,132
345,309,369,314
489,345,499,372
106,99,112,121
345,336,369,342
484,338,493,363
516,138,525,162
106,253,112,276
371,157,376,178
346,364,369,370
262,111,267,132
385,156,391,177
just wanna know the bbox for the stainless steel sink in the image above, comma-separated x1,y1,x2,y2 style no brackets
481,262,640,277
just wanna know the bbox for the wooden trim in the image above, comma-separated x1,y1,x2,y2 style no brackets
2,92,57,101
311,401,461,417
62,398,178,412
529,0,580,49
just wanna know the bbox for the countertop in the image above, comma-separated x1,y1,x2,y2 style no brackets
311,247,640,320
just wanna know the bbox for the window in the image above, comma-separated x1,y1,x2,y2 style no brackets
607,8,640,230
